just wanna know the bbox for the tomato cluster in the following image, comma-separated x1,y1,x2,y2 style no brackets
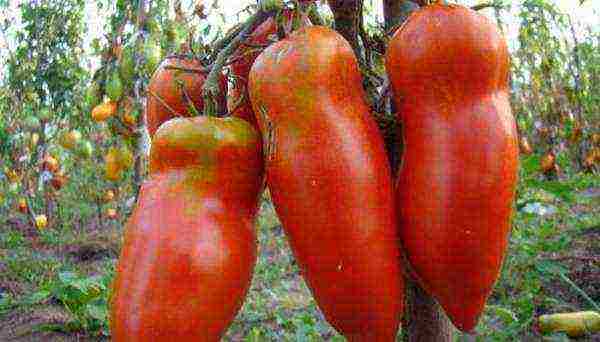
110,3,517,340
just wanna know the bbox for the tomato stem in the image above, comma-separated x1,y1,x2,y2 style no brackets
202,9,273,117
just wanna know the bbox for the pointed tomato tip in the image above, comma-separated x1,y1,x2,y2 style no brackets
439,296,486,333
449,315,479,333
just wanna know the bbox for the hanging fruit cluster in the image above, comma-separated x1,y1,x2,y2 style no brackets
85,23,160,186
109,1,520,340
41,152,69,192
86,4,169,151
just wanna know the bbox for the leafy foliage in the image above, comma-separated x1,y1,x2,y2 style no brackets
511,0,599,171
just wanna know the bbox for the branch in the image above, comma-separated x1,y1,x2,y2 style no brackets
358,1,371,67
127,0,152,199
202,10,271,116
383,0,418,32
149,90,180,118
558,273,600,312
382,2,453,341
209,23,245,62
327,0,363,61
471,2,504,11
307,3,325,26
240,41,271,49
545,255,600,263
136,0,149,29
164,65,210,74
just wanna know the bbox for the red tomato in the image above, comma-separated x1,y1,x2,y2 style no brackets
110,116,263,341
249,26,404,340
386,4,519,332
146,57,227,137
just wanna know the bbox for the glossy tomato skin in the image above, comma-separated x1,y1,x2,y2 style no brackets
249,26,404,341
385,4,519,332
146,57,227,137
229,10,311,131
110,117,263,341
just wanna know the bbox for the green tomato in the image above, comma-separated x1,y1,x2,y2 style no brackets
144,38,162,76
119,45,136,82
76,140,94,159
106,71,123,101
86,82,102,109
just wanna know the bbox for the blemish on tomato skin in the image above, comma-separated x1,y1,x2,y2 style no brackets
274,45,293,64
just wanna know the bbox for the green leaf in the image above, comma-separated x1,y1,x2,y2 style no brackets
106,71,123,101
487,305,518,325
534,260,566,276
245,327,263,342
69,278,91,294
58,271,77,284
26,290,51,305
86,303,107,321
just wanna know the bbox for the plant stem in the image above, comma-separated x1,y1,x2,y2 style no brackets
132,0,151,202
383,1,453,341
471,2,504,11
559,272,600,311
202,10,271,117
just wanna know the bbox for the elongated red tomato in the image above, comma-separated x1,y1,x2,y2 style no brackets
110,116,263,341
385,4,519,332
249,26,404,341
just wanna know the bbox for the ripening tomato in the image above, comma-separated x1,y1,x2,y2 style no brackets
146,57,227,137
386,4,519,332
249,26,404,340
110,116,263,341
